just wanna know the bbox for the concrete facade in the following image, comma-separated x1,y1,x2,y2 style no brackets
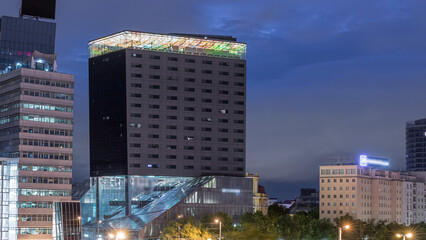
320,165,425,225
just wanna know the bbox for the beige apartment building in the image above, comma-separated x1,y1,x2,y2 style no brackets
320,164,425,225
319,165,403,223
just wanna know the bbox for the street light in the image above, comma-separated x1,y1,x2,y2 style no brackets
338,224,350,240
396,233,413,240
215,219,222,240
108,233,115,240
97,220,102,238
117,231,125,239
77,216,81,239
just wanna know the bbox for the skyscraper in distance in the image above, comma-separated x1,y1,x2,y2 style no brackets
406,118,426,171
0,16,56,72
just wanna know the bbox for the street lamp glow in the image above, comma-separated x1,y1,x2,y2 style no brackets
108,233,115,238
117,232,125,239
396,233,413,240
77,216,81,220
215,219,219,223
338,224,350,240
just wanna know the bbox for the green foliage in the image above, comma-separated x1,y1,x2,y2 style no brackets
160,210,425,240
160,217,213,240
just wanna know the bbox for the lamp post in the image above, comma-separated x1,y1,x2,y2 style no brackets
97,220,102,239
396,233,413,240
77,216,81,239
338,224,350,240
215,219,222,240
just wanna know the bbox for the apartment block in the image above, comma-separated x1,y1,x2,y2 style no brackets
400,173,425,225
319,165,403,223
0,54,73,239
320,164,426,225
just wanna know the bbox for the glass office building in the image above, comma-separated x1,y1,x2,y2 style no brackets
406,118,426,171
80,176,252,239
0,16,56,72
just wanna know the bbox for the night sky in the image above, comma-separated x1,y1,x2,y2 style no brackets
2,1,426,200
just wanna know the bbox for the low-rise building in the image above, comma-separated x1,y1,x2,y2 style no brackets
246,173,269,214
290,188,319,214
320,160,425,225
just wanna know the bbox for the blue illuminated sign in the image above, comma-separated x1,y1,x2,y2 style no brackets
359,155,389,167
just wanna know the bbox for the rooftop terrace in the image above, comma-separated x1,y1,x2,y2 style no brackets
89,31,247,60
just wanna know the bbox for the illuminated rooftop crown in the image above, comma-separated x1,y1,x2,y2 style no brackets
89,31,247,60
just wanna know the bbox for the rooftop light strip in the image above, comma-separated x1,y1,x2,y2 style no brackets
89,31,247,59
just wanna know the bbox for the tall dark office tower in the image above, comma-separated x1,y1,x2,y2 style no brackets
406,118,426,171
0,16,56,71
89,31,247,177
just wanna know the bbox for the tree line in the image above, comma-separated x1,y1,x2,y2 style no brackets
160,204,426,240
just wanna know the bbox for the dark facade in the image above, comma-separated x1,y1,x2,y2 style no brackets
89,31,246,178
0,16,56,71
406,118,426,171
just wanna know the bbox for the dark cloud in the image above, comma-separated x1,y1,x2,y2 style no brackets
2,0,426,200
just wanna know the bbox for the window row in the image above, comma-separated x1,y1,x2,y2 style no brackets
321,168,357,175
18,214,53,222
132,144,244,152
131,155,244,162
21,114,73,124
321,178,356,183
19,176,72,184
23,77,73,88
23,89,73,100
1,102,73,113
21,138,73,148
132,154,242,161
19,189,71,196
139,164,243,171
321,194,356,199
21,126,73,136
19,164,72,172
131,54,245,68
20,151,72,160
131,69,244,77
17,228,52,235
18,201,53,209
129,117,244,124
321,202,356,207
130,134,244,142
321,186,356,191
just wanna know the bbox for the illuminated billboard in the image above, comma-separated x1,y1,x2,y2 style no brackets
21,0,56,19
359,155,389,167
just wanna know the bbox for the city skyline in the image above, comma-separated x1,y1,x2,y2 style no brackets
2,1,426,200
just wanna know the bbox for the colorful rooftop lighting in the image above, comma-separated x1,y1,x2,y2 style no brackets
89,31,247,59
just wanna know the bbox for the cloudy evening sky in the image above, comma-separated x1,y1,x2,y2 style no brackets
2,0,426,200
